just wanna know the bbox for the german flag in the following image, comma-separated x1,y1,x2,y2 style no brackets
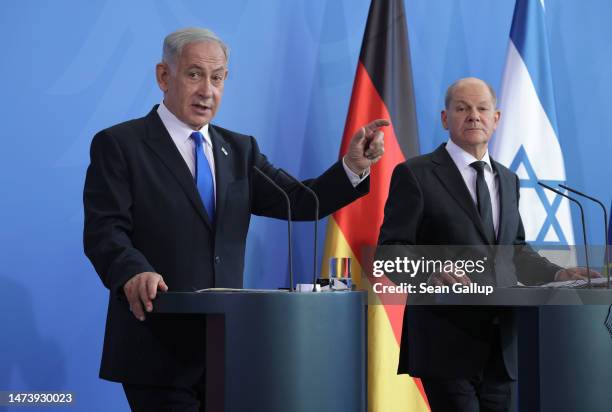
321,0,428,410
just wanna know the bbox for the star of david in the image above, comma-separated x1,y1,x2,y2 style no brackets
509,145,567,245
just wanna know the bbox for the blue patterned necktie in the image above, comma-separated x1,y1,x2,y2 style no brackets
190,131,215,222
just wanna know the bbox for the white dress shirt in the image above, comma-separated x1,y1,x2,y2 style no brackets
157,101,367,199
157,102,217,204
445,139,500,237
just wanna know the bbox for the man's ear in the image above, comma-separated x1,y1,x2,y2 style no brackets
441,110,449,130
156,63,170,93
493,109,501,129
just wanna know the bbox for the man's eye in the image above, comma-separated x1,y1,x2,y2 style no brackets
188,72,201,79
211,75,224,84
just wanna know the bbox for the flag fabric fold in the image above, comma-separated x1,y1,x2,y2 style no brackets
491,0,574,247
321,0,427,410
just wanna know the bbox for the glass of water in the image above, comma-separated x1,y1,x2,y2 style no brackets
329,257,352,290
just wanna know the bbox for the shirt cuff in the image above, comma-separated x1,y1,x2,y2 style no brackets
342,157,370,187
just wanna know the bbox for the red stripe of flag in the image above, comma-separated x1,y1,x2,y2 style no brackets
324,0,428,409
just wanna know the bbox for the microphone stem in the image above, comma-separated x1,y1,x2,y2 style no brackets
538,182,591,288
254,166,294,291
559,184,610,288
278,169,320,291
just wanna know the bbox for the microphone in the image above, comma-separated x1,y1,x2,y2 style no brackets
538,182,592,287
558,184,610,288
253,166,294,292
278,168,320,291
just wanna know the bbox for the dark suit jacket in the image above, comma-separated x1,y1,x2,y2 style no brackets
378,143,559,380
83,106,368,385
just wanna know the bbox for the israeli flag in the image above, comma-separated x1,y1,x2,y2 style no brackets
491,0,574,246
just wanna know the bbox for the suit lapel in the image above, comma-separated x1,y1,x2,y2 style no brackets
431,144,493,245
142,108,213,229
209,125,234,226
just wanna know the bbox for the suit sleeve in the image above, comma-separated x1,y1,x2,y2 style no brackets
249,137,369,220
376,163,425,286
83,130,155,295
511,175,562,284
378,162,423,245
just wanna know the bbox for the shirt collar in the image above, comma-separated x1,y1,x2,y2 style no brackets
157,100,211,145
445,138,493,173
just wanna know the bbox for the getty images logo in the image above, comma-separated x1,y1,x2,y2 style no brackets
372,256,487,278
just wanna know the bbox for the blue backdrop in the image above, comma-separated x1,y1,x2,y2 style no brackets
1,1,610,410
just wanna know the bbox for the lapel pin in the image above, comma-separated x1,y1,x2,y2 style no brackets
221,147,228,156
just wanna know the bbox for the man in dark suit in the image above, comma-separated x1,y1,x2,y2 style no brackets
84,27,388,411
378,77,591,411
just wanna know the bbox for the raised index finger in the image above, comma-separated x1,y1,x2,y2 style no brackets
364,119,390,133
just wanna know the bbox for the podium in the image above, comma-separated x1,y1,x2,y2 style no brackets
405,286,612,305
154,290,366,412
512,290,612,412
407,287,612,412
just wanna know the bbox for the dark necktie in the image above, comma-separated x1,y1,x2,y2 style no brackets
470,161,495,243
191,131,215,222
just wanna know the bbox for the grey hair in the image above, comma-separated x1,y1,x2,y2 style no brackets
444,78,497,109
162,27,229,70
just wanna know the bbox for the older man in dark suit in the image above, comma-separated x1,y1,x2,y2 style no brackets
378,77,590,412
84,27,388,411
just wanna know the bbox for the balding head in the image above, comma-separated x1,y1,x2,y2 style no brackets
445,77,497,109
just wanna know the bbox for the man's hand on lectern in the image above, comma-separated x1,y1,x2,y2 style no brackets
554,267,602,282
123,272,169,321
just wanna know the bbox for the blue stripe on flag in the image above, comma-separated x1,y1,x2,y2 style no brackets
509,0,559,135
